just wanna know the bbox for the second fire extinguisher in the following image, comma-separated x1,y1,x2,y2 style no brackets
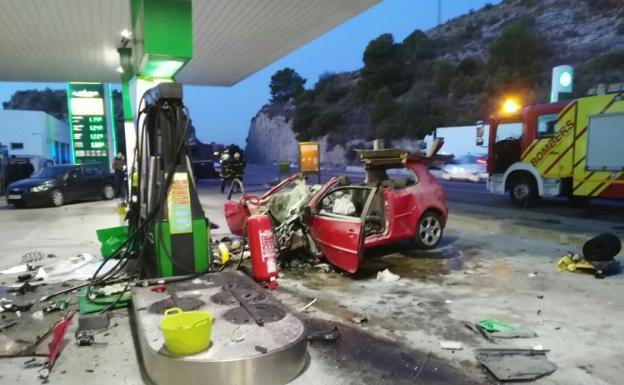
246,214,278,289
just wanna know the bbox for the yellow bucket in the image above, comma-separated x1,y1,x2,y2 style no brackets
159,307,213,355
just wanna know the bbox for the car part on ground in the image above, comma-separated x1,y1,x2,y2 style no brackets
475,348,557,381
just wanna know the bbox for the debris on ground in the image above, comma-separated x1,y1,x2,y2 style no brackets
255,345,268,354
476,319,538,339
475,348,557,381
77,313,111,332
439,340,463,350
300,298,317,312
376,268,400,282
557,251,621,278
528,272,538,278
22,251,45,264
307,326,340,342
349,315,368,325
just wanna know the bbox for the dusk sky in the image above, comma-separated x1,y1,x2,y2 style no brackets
0,0,497,147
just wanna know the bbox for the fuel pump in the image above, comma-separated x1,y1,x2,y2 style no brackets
127,83,211,278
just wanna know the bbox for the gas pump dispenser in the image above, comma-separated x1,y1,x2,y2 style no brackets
128,83,210,278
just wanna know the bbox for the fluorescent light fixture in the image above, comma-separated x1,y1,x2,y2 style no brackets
141,58,186,78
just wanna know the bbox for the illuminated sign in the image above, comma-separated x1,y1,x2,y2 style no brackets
67,83,110,170
298,142,320,173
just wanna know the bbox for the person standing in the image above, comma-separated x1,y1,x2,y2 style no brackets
220,150,232,193
23,159,34,178
6,155,19,184
112,153,126,197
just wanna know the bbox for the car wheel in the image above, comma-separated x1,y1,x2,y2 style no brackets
50,189,64,207
413,211,443,250
509,174,539,208
13,202,25,209
102,184,115,200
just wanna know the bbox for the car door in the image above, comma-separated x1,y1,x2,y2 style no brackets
63,166,86,201
308,186,376,273
83,165,105,198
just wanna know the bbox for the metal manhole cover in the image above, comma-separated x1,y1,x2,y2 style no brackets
211,289,267,305
223,304,286,324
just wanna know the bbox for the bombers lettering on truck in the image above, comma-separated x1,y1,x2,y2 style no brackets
530,119,574,167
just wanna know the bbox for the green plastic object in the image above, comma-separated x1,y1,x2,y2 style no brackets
96,225,129,259
78,288,131,315
477,319,517,333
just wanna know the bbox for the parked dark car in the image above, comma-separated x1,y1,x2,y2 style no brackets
6,164,115,208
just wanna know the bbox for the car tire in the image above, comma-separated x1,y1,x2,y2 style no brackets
509,174,539,208
50,189,64,207
102,184,115,200
13,202,25,209
413,211,443,250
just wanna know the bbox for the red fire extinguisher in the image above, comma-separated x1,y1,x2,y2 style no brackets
246,214,278,289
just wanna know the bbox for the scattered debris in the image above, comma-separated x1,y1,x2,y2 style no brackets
308,326,340,342
32,310,45,320
537,295,544,299
445,299,453,304
44,299,69,314
17,273,32,282
528,272,538,278
22,251,45,264
464,270,475,275
439,340,463,350
475,348,557,381
376,269,400,282
300,298,317,312
314,263,332,273
76,331,95,346
77,313,111,332
476,319,537,338
349,315,368,325
231,328,245,343
0,264,30,275
34,268,48,281
254,345,268,354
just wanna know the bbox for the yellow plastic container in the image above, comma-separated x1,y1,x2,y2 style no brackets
159,307,213,355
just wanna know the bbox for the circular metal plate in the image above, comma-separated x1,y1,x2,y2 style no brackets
223,304,286,325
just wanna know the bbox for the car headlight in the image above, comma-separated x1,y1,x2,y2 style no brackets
31,185,51,192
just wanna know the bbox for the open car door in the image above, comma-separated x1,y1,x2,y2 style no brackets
308,186,376,273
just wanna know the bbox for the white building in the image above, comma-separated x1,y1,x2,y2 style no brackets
0,110,71,170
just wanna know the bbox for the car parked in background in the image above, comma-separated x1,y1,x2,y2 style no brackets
225,148,448,273
441,154,487,182
6,164,115,208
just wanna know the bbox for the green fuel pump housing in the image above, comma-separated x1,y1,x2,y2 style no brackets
135,83,211,277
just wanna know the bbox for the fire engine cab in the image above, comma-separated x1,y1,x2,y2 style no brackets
485,86,624,207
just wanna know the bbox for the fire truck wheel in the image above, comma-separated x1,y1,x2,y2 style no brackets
509,175,538,208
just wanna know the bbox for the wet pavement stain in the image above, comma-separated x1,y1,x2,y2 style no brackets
305,318,488,385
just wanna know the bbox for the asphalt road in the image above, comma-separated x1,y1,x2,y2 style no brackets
214,163,624,225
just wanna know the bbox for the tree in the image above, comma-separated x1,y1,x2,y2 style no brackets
487,19,548,87
269,68,306,103
402,30,434,61
359,33,408,98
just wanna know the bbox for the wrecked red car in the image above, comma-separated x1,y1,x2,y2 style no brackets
224,149,448,273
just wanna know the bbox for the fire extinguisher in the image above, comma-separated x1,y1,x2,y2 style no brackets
246,214,278,289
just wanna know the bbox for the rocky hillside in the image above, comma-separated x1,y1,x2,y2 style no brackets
246,0,624,165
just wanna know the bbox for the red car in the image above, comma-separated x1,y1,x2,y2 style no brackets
224,150,448,273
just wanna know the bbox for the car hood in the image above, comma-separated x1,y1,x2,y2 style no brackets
8,178,56,189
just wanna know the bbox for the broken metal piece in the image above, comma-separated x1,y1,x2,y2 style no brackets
439,340,463,350
475,348,557,381
307,326,340,342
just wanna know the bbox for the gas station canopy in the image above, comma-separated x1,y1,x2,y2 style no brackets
0,0,379,85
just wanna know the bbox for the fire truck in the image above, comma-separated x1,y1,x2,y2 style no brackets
484,88,624,207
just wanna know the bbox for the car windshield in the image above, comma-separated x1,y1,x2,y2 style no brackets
31,166,71,179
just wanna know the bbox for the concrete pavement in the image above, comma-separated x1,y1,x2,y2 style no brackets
0,181,622,384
